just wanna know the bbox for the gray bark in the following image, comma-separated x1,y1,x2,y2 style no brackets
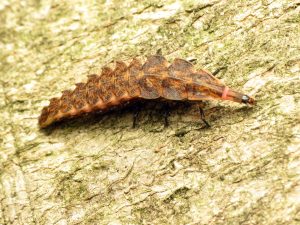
0,0,299,224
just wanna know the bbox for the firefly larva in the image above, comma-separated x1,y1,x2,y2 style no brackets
39,53,254,128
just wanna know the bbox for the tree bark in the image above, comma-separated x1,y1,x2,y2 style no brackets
0,0,299,224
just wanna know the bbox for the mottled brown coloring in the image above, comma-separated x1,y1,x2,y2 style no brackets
38,54,254,128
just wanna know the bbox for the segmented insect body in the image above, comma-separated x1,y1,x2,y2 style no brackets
39,54,255,128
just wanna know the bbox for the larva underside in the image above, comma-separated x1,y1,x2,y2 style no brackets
39,54,255,128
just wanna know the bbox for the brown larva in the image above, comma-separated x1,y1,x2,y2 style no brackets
38,52,255,128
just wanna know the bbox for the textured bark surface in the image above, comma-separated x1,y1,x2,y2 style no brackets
0,0,299,224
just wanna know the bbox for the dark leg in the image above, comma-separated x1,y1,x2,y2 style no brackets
212,66,227,76
162,104,171,127
132,104,142,128
199,107,210,128
156,48,162,55
188,58,197,64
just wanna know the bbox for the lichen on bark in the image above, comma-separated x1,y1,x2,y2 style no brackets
0,0,299,224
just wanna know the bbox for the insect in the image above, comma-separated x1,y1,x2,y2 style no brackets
38,51,255,128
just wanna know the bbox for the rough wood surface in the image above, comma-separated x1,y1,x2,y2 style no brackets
0,0,299,224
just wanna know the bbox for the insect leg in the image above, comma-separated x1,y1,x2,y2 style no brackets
156,48,162,55
187,58,197,64
132,103,142,128
162,103,171,127
199,106,210,128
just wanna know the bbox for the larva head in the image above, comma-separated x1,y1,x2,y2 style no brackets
38,107,55,128
38,97,62,128
241,95,255,105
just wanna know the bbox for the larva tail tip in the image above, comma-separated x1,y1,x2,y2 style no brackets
38,107,49,128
